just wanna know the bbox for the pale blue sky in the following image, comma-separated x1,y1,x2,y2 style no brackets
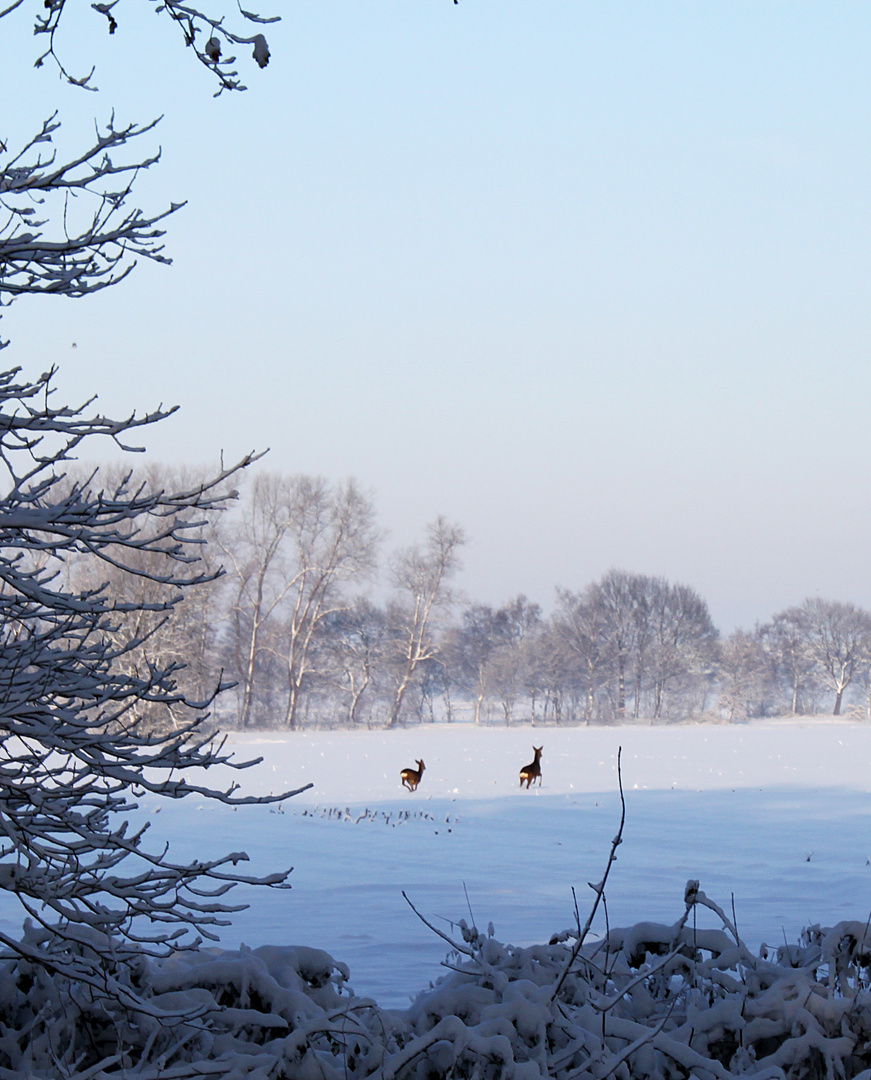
3,2,871,631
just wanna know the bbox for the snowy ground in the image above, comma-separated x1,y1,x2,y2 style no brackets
17,720,871,1010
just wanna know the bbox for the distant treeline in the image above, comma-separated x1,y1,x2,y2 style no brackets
69,467,871,729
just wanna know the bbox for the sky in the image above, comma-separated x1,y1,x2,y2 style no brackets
3,1,871,632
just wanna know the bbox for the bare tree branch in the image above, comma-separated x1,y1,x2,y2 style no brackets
22,0,279,95
0,114,180,338
0,366,310,1014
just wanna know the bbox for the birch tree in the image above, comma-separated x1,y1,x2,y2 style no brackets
278,477,378,729
221,473,378,728
386,516,465,728
220,473,297,728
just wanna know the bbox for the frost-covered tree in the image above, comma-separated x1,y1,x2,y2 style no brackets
647,579,718,718
320,599,391,726
275,477,379,729
552,586,610,722
65,462,229,731
386,516,465,728
449,603,510,725
220,473,378,728
0,112,179,342
486,595,542,725
718,628,776,720
0,0,305,1027
759,605,819,714
757,600,871,716
551,573,717,723
800,597,871,715
220,473,296,728
594,569,650,720
0,367,307,1024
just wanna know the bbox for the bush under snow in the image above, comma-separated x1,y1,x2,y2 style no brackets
6,883,871,1079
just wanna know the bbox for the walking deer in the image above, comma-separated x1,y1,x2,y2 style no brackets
519,746,542,789
401,759,425,792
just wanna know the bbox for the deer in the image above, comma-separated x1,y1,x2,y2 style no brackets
519,746,542,789
400,759,425,792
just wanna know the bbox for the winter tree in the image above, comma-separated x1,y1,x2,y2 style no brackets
553,573,654,723
486,596,543,725
0,368,309,1035
646,578,719,719
0,0,309,1047
10,0,275,96
319,599,391,726
276,477,379,729
220,473,378,728
552,586,610,722
386,516,465,727
449,603,510,725
759,605,819,714
219,473,296,728
755,599,871,717
551,572,717,722
64,462,229,731
718,628,776,721
799,597,871,715
592,570,637,719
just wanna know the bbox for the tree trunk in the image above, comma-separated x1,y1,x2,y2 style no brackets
239,623,259,728
616,659,626,720
388,672,412,728
348,670,370,726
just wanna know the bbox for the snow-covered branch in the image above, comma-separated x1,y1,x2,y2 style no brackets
0,115,179,338
0,365,309,1020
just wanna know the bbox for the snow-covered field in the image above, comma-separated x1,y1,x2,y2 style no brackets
21,720,871,1011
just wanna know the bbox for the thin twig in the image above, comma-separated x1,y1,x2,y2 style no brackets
402,891,476,958
550,746,626,1002
462,881,476,933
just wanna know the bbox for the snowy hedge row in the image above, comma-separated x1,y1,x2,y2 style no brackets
4,885,871,1079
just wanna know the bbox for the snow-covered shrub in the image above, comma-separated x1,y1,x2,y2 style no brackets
4,884,871,1078
396,886,871,1080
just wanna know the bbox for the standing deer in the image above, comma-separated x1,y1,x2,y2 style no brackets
401,759,425,792
519,746,542,789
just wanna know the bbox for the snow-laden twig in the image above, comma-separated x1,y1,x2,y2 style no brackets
0,115,178,330
402,891,476,958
